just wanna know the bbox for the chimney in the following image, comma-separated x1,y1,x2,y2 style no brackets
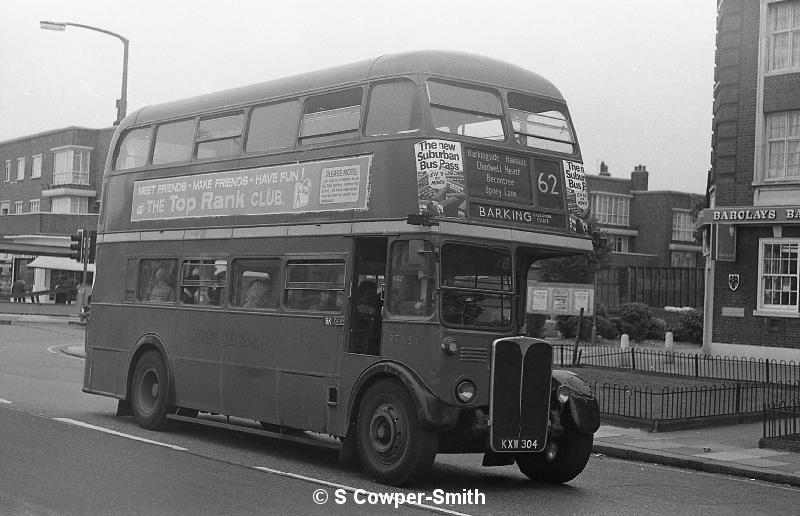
631,164,649,191
599,161,610,176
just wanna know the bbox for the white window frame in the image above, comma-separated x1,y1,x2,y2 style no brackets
13,201,23,214
765,111,800,180
0,201,9,215
672,209,695,241
607,234,630,253
4,160,9,182
29,199,40,213
757,238,800,314
31,154,42,179
16,157,24,181
51,145,91,186
767,0,800,72
590,192,631,226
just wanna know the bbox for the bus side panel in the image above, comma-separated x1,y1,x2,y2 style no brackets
171,308,221,413
219,312,279,422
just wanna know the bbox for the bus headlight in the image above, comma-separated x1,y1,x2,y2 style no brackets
556,385,570,404
455,379,476,403
441,336,458,355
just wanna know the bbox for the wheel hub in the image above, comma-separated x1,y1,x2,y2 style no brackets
369,404,400,454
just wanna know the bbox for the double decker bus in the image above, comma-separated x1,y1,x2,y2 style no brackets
84,50,600,486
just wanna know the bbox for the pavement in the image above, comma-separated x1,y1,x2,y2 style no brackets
4,314,800,488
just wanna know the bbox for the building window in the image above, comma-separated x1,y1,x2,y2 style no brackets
759,239,800,312
765,111,800,180
671,251,698,268
4,160,10,182
31,154,42,179
52,147,90,186
0,202,8,215
13,201,23,214
16,157,25,181
29,199,40,213
768,0,800,71
51,197,88,214
607,234,630,253
672,210,695,241
591,193,630,226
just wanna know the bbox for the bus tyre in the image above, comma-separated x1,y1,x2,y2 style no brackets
515,428,593,484
356,379,437,486
131,350,171,431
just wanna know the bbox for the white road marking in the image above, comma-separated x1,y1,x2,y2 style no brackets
54,418,188,451
0,398,11,404
46,345,84,360
254,466,472,516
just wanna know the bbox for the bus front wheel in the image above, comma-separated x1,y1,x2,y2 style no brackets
131,350,171,430
356,379,437,486
515,428,593,484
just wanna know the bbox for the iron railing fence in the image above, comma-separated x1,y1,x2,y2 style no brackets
593,381,800,421
763,400,800,440
553,344,800,384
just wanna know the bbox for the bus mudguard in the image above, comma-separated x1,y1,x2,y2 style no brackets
348,361,460,432
551,369,601,435
125,333,174,402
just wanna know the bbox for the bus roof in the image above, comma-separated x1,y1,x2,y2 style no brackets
125,50,565,127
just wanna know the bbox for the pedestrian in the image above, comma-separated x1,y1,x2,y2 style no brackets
11,278,25,303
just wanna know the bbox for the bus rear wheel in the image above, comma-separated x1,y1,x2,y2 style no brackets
356,379,437,486
131,350,171,430
515,428,593,484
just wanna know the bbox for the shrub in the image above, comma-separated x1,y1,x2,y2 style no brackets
647,317,668,340
616,302,651,341
674,309,703,343
555,315,593,340
594,301,608,318
525,314,548,337
594,315,619,340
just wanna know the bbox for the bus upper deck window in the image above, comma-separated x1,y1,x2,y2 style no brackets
196,112,244,159
427,80,505,141
507,92,575,154
152,119,195,165
246,101,301,152
365,80,422,136
114,127,152,170
299,87,363,144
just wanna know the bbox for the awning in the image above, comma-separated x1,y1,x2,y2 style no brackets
27,256,96,273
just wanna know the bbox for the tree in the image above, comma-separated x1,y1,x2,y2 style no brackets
534,217,610,284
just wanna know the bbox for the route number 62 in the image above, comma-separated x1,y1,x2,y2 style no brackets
537,173,559,195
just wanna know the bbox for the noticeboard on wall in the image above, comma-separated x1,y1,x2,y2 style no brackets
526,282,594,316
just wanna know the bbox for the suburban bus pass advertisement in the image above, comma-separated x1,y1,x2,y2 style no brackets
414,139,588,232
130,155,372,221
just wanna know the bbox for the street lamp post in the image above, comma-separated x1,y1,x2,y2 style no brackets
40,21,129,125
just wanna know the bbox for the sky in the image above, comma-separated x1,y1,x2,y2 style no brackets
0,0,717,194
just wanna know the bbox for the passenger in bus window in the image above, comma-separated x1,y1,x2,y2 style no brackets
355,280,379,316
149,268,174,302
242,279,277,309
316,289,343,311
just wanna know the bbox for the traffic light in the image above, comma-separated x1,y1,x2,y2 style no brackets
70,229,84,262
87,230,97,264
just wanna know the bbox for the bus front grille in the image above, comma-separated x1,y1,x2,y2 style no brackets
489,337,552,452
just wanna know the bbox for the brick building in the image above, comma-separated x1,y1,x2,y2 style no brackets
0,126,112,300
700,0,800,359
586,162,704,268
